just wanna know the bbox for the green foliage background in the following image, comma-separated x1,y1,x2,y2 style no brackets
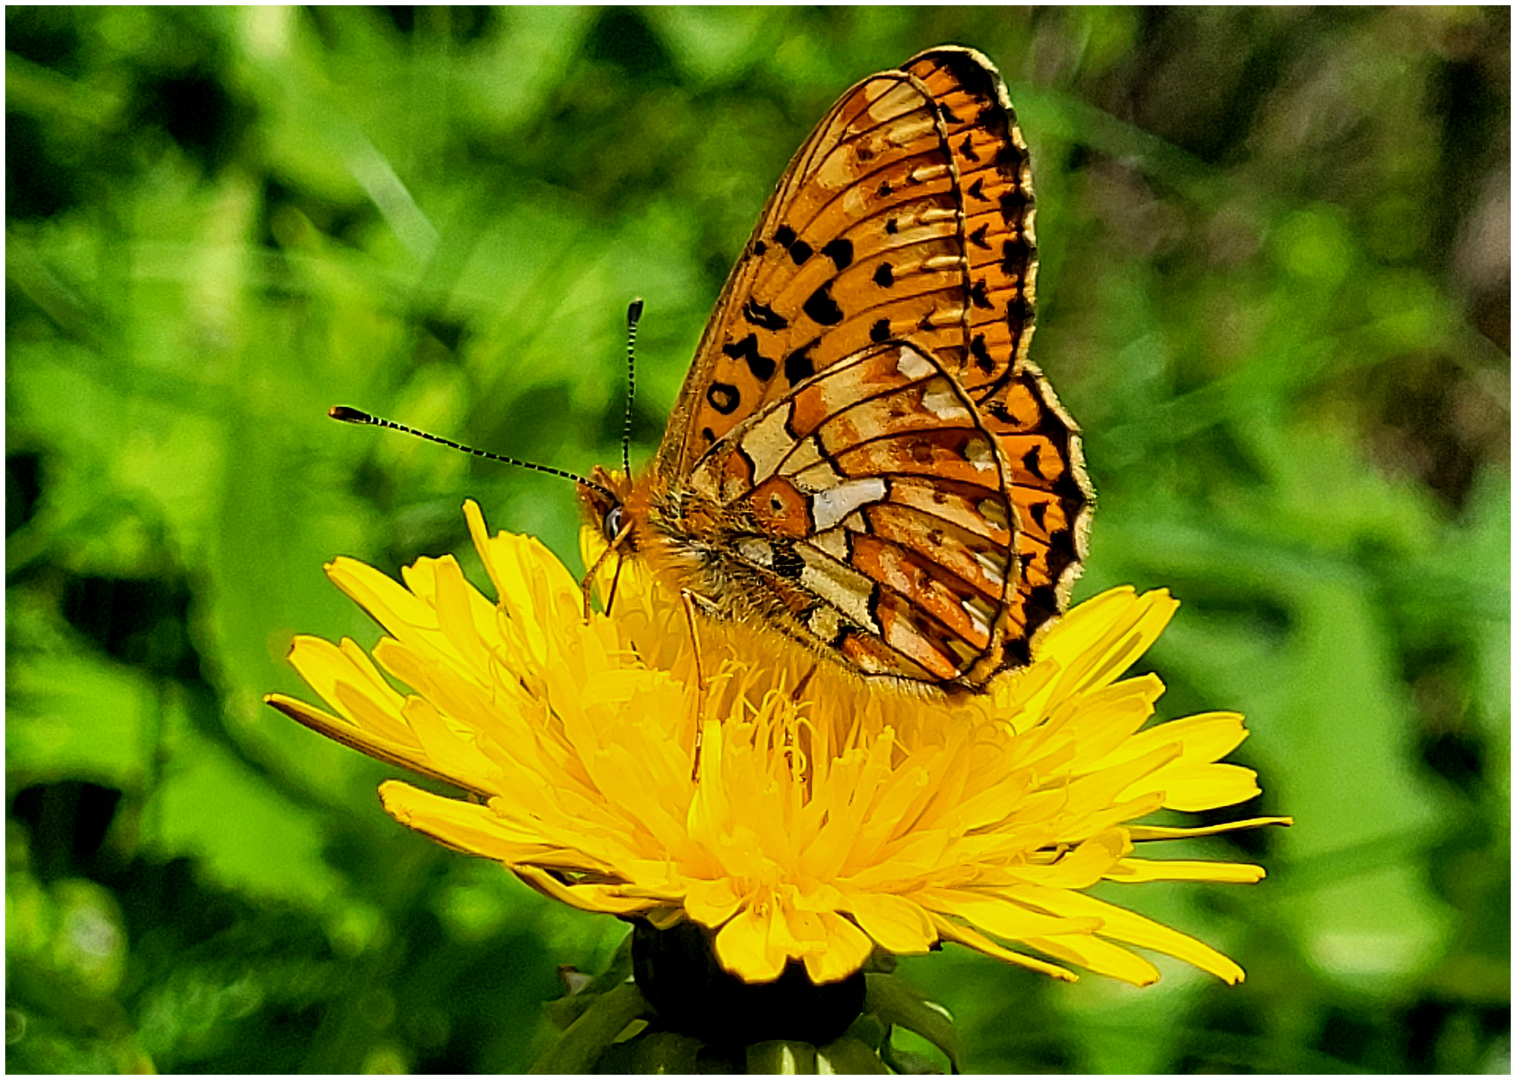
6,6,1508,1073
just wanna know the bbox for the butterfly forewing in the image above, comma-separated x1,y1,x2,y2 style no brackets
899,47,1038,398
658,68,967,481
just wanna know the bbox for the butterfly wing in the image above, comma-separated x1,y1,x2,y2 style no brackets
657,47,1092,680
687,341,1021,686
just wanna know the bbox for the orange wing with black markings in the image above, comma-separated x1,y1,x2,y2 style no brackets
686,341,1023,686
603,46,1093,689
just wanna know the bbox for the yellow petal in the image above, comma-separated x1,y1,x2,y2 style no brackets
1007,830,1131,889
918,887,1105,942
264,692,467,793
378,781,542,862
512,865,651,916
1039,588,1178,702
1023,932,1160,987
1009,882,1247,984
326,556,439,637
1145,762,1262,812
283,634,414,746
715,904,787,983
684,877,745,928
1106,859,1266,884
1127,816,1293,841
845,892,937,954
802,913,874,984
929,914,1077,981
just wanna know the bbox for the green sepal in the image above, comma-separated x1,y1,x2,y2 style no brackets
747,1039,820,1074
878,1041,942,1075
863,972,964,1074
545,932,637,1031
628,1030,705,1074
529,981,651,1074
815,1035,890,1074
843,1009,888,1052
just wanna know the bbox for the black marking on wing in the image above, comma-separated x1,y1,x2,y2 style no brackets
722,333,777,381
742,298,789,332
821,238,854,271
772,543,805,581
803,281,843,326
784,342,817,386
708,383,741,415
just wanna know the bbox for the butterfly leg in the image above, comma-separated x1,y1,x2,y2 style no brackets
790,663,817,702
783,663,817,783
679,589,711,783
579,518,635,621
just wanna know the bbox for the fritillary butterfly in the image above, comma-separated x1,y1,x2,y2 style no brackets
582,46,1093,690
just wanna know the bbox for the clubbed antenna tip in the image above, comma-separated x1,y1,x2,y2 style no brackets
621,298,644,474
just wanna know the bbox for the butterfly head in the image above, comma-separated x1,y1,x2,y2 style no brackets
579,464,638,551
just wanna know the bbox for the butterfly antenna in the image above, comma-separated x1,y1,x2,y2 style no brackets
622,297,643,476
327,406,617,501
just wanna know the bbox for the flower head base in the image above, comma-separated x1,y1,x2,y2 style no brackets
267,501,1287,988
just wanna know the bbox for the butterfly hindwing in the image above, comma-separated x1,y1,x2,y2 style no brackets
689,341,1021,686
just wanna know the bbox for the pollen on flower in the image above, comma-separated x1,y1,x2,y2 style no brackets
266,500,1288,990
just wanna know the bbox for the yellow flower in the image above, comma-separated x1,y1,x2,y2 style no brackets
266,500,1288,988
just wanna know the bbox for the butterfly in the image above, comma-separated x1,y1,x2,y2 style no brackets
581,46,1093,691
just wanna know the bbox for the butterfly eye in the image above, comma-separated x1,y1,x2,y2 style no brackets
603,505,624,540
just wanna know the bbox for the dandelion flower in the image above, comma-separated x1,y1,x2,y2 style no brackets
266,500,1288,1052
266,497,1285,988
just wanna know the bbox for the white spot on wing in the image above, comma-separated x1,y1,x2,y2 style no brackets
799,549,878,632
865,81,924,125
965,437,996,472
812,476,887,531
843,182,870,217
895,345,935,382
921,377,968,421
816,148,858,190
975,548,1007,588
784,437,826,486
793,456,845,492
808,605,843,644
884,115,938,148
962,594,994,639
741,407,796,483
809,526,850,562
